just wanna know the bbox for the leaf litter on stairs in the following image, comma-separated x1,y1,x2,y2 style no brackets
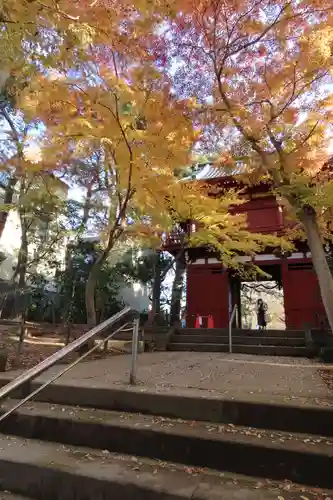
5,401,333,449
54,442,333,499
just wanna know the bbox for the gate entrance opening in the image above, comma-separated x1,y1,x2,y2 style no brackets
229,264,285,330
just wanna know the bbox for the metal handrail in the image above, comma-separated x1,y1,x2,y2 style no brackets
228,304,238,354
0,306,139,420
0,320,139,423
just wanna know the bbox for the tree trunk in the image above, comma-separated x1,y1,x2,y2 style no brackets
0,175,17,240
14,218,28,358
17,224,28,289
151,250,162,324
82,253,107,356
81,183,92,231
170,257,186,326
85,262,100,327
85,251,108,327
85,223,124,328
300,206,333,333
12,215,28,319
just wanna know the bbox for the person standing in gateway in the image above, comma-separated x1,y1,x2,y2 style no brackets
257,298,268,330
181,308,187,328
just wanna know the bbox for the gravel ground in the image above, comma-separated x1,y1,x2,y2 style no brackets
318,368,333,391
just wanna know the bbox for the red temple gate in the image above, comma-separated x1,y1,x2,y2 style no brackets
164,165,328,331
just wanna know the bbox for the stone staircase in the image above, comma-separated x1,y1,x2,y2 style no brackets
168,328,315,356
0,383,332,498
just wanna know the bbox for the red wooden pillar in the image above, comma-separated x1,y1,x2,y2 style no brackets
186,264,229,328
282,258,326,329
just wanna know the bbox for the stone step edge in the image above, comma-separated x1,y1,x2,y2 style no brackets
0,494,36,500
168,342,307,347
178,329,306,336
0,380,332,436
0,433,300,500
170,340,306,347
170,336,305,340
2,399,333,452
168,343,309,347
168,343,311,351
1,400,333,488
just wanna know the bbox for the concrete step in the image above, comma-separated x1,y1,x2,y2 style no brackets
0,401,333,489
180,328,305,338
0,433,327,500
0,494,36,500
170,335,306,347
1,380,332,436
168,343,313,356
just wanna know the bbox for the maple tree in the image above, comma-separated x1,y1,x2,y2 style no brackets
154,0,333,331
18,52,195,324
0,88,66,290
21,61,282,325
0,80,26,239
0,0,159,79
2,0,177,324
2,0,286,327
12,171,67,289
54,239,125,326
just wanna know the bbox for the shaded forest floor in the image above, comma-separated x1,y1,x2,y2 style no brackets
0,323,127,371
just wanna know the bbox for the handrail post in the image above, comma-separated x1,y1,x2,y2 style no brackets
130,317,140,385
0,306,133,403
0,306,138,424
